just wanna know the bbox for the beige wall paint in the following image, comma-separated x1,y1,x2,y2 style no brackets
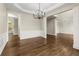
0,4,7,34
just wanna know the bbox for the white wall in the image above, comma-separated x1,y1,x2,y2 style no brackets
7,10,46,39
0,4,8,55
41,17,47,38
13,18,19,35
47,18,55,35
73,6,79,49
55,10,73,34
48,3,79,16
19,14,41,31
19,13,45,39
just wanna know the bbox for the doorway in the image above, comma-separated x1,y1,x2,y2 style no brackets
47,10,73,48
8,13,20,41
47,15,56,44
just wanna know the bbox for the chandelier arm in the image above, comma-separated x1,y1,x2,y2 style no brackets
33,3,45,19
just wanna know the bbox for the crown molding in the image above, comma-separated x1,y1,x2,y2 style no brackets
14,3,64,15
14,3,33,14
44,3,64,12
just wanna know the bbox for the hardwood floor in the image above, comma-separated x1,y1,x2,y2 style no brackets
1,33,79,56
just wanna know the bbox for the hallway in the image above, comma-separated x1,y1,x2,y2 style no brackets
1,34,79,56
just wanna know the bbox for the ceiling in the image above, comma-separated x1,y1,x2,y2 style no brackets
16,3,57,11
5,3,64,14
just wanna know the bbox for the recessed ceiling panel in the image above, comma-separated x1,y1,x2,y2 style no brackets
5,3,64,14
17,3,57,11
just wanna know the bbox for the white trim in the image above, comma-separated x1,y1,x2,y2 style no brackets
0,32,8,55
47,34,56,36
14,3,33,14
73,35,79,50
20,31,45,39
58,32,73,35
45,3,64,12
73,6,79,50
73,43,79,50
14,3,64,14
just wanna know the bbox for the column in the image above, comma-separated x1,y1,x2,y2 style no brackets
73,6,79,49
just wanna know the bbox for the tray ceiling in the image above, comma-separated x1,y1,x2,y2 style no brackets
5,3,64,14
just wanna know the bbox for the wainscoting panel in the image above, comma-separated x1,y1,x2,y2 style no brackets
20,31,45,39
0,32,8,55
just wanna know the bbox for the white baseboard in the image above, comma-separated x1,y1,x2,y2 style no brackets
73,44,79,50
20,31,46,39
73,36,79,50
47,34,55,36
58,32,73,35
0,32,8,55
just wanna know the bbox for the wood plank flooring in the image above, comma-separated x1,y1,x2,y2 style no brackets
1,33,79,56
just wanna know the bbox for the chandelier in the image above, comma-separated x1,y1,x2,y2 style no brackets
33,3,45,19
